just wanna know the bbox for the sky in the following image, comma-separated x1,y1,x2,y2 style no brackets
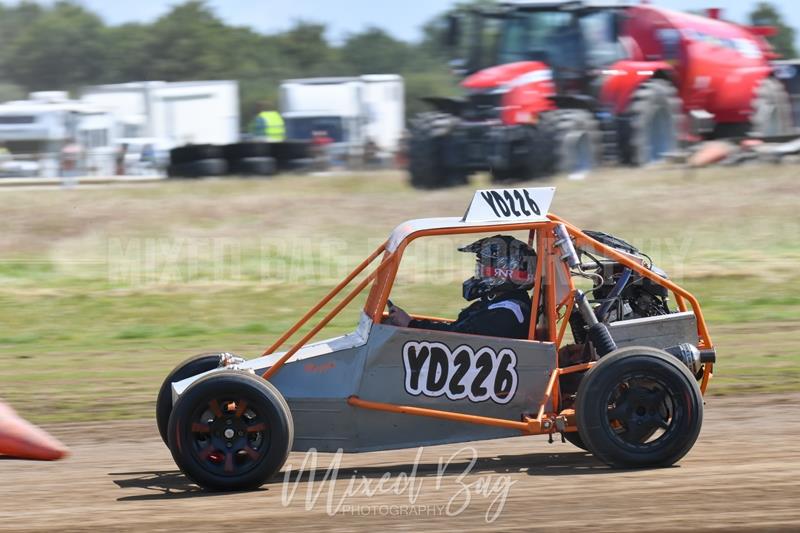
1,0,799,44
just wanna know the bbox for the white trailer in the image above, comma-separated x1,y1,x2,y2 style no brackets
0,91,116,177
361,75,405,155
279,75,404,161
81,81,240,147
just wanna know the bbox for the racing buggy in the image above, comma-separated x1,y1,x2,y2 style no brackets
156,187,715,491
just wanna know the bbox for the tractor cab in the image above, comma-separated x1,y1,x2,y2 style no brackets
450,2,628,96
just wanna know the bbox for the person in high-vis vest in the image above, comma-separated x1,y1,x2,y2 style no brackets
252,108,286,141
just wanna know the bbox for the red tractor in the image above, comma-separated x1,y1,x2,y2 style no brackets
408,1,794,188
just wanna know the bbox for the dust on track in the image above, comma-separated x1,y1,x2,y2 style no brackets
1,393,798,532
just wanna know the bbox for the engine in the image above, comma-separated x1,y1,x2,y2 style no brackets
570,230,671,344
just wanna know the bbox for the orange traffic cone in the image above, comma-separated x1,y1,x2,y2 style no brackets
0,400,69,460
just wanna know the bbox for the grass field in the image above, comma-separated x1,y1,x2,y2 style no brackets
0,165,798,423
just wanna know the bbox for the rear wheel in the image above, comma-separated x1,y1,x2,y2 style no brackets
576,346,703,468
156,353,223,445
168,371,293,491
621,79,682,165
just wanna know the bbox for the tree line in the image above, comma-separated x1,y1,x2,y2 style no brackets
0,1,796,128
0,0,459,125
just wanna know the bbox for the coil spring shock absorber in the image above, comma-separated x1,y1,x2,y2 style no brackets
575,289,617,357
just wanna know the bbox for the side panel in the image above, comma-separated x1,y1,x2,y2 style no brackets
233,324,555,452
351,324,555,452
266,347,367,453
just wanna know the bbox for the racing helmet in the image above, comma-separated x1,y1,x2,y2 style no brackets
459,235,536,301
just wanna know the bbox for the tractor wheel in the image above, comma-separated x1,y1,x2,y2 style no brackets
621,79,682,165
168,371,294,491
490,125,554,182
575,346,703,468
750,77,793,137
156,353,223,445
408,112,467,189
542,110,602,175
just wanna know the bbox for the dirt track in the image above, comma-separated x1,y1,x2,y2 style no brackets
1,393,798,532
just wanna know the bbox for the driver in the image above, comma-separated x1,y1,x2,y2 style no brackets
386,235,535,339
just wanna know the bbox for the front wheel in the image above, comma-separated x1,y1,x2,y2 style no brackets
575,346,703,468
167,371,294,491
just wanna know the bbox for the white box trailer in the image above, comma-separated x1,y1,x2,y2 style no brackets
361,75,405,155
0,91,116,177
279,75,404,159
81,81,240,148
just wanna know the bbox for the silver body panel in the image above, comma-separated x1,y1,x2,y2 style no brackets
171,311,698,452
174,317,556,452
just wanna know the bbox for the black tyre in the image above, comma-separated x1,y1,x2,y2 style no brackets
170,144,224,166
408,112,468,189
284,157,314,173
266,142,288,166
156,353,223,445
544,109,602,175
270,141,311,167
223,142,271,160
750,77,793,136
621,79,682,165
284,140,311,160
490,125,554,183
167,158,228,178
229,157,276,176
576,346,703,468
168,371,294,491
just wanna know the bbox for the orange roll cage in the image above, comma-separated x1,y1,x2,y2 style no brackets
258,215,714,436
